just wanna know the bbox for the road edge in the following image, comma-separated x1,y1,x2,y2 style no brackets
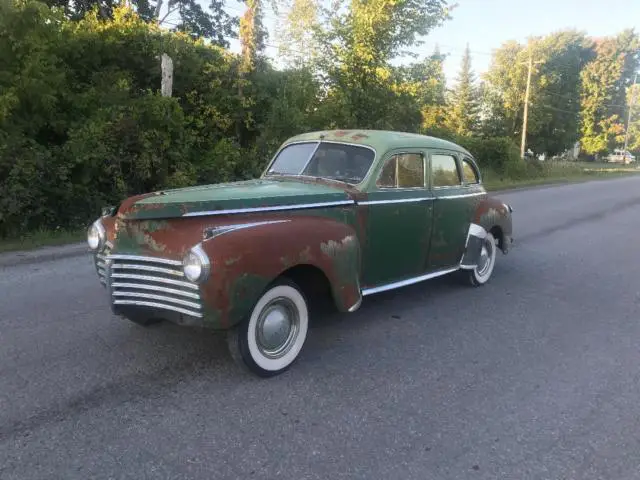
0,242,90,268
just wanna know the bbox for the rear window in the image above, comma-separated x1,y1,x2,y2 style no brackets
267,142,376,184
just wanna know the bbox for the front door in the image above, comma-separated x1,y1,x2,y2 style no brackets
360,150,434,288
427,151,481,269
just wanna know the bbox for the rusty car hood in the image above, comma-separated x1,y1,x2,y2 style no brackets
118,178,352,220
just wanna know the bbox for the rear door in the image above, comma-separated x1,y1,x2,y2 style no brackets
427,150,482,270
360,149,434,288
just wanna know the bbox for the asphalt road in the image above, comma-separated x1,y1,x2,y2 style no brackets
2,176,640,480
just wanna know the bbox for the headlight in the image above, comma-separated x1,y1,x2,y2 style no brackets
87,219,106,251
182,244,211,283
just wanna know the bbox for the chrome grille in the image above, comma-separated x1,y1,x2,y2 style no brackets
95,253,108,285
104,254,203,318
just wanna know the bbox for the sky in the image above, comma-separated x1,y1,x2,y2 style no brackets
222,0,640,85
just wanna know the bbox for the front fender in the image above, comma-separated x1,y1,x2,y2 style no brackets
198,216,361,329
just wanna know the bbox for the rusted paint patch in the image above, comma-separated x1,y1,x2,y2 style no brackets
225,256,241,266
320,235,356,258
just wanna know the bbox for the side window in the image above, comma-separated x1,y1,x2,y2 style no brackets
462,158,479,184
431,154,461,187
376,153,424,188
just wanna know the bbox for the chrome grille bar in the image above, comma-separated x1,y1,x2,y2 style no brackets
112,291,201,309
110,282,200,299
110,263,185,276
110,273,199,290
97,253,204,319
108,254,182,266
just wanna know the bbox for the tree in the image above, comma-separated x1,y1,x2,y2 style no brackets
579,29,640,157
42,0,237,46
481,31,592,155
315,0,450,128
625,81,640,152
526,30,591,155
274,0,321,68
481,40,526,138
446,43,479,136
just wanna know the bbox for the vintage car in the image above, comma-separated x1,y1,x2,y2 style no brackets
88,130,514,377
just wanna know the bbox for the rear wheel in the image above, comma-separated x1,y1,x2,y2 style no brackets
465,231,497,286
227,279,309,377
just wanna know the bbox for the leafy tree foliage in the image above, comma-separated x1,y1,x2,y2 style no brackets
274,0,321,68
314,0,450,128
42,0,237,46
482,29,639,157
579,30,639,155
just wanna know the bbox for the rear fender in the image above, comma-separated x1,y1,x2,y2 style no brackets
199,216,361,329
460,196,514,269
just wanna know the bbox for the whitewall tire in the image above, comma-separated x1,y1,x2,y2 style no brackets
467,231,497,286
227,279,309,377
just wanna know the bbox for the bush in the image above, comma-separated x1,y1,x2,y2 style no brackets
454,136,521,172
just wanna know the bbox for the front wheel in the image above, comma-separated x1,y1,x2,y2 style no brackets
465,231,497,287
227,279,309,377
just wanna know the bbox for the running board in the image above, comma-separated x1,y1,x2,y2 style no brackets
361,267,460,296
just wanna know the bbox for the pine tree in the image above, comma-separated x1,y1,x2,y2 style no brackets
447,43,479,136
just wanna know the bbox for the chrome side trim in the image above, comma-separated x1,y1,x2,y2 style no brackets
437,192,485,200
111,263,185,276
110,273,199,290
362,267,459,296
348,296,363,312
182,200,355,217
113,300,203,318
108,254,182,266
358,197,434,206
204,219,290,240
113,291,201,309
111,282,200,299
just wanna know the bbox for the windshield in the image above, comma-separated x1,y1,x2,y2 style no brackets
265,142,376,185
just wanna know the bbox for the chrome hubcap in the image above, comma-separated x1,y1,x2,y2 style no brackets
255,297,299,359
476,237,494,276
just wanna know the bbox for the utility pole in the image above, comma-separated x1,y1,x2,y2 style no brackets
623,73,638,158
520,53,533,159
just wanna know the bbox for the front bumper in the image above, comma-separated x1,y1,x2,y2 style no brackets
95,251,205,327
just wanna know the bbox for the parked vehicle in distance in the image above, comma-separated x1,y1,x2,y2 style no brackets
605,149,636,164
88,130,515,376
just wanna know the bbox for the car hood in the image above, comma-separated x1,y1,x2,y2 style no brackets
118,179,353,220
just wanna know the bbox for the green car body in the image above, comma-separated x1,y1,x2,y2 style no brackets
89,130,514,375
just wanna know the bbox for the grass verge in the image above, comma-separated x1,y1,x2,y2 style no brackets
0,228,86,254
483,161,640,191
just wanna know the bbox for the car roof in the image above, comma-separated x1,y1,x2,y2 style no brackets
284,130,474,158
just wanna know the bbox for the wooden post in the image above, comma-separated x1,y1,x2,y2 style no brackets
161,53,174,97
